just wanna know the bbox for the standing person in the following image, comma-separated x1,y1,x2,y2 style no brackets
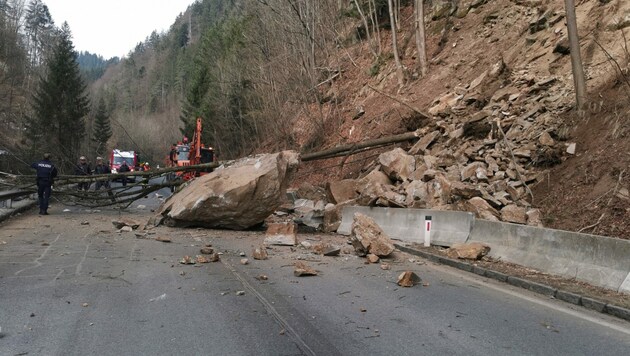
93,156,111,190
74,156,92,191
169,144,177,167
118,160,131,187
30,153,58,215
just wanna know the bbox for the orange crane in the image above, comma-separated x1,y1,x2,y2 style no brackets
174,117,214,181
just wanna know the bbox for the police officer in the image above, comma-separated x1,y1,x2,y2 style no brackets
30,153,58,215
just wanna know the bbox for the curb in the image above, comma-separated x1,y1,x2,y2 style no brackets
0,199,37,224
395,244,630,323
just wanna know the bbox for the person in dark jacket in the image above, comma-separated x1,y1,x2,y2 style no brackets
75,156,92,191
169,144,177,166
30,153,58,215
93,156,111,190
118,160,131,186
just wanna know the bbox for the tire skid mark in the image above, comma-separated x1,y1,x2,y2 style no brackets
221,259,318,356
75,231,94,276
14,233,61,276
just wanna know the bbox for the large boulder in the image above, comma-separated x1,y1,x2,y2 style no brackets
378,148,416,182
326,179,359,204
465,197,500,221
350,213,395,257
501,204,528,224
158,151,299,229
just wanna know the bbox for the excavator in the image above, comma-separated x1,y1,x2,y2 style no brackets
168,117,214,185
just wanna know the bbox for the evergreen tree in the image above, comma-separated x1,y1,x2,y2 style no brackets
28,22,90,169
92,97,112,156
25,0,55,67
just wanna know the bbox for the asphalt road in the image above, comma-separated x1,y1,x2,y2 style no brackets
1,191,629,355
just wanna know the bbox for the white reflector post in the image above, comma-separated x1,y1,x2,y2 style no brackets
424,216,432,247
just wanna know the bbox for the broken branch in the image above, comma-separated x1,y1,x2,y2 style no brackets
367,85,430,119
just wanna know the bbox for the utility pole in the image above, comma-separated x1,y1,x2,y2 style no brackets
565,0,587,110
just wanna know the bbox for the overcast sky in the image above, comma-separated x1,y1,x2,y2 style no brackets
44,0,197,59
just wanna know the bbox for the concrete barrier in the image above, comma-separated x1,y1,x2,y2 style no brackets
337,206,630,293
468,219,630,293
338,206,474,246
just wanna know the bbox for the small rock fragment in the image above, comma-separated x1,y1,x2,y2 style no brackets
322,246,341,256
120,226,133,232
196,255,210,264
207,253,220,262
380,263,391,270
366,254,380,264
253,246,269,260
111,218,140,229
236,291,245,296
80,221,89,225
240,258,249,265
255,274,269,281
82,303,89,307
200,247,214,255
156,236,171,243
397,271,421,287
179,256,196,265
294,261,318,277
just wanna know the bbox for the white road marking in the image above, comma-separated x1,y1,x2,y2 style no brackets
14,234,61,275
428,262,630,336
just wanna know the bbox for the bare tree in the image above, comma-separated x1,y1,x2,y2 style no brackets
353,0,377,58
367,0,382,56
387,0,404,85
564,0,586,109
414,0,427,77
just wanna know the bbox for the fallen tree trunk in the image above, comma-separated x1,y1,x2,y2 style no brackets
301,129,423,162
0,162,220,205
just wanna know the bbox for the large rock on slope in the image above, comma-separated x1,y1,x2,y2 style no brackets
378,148,416,182
158,151,299,229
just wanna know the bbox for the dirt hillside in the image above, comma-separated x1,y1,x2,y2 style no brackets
287,0,630,239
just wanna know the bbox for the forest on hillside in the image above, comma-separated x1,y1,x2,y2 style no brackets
90,0,432,162
0,0,469,168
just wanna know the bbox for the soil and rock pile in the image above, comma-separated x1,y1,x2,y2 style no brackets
286,1,630,235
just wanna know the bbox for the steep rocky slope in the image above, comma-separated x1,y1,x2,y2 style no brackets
292,0,630,238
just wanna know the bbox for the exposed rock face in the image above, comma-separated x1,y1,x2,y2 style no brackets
158,151,299,229
350,213,395,257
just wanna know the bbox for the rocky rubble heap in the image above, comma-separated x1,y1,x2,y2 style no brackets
287,59,579,229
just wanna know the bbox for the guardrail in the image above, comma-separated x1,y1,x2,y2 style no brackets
0,190,31,208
